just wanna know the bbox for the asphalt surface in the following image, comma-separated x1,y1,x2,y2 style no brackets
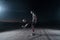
0,28,60,40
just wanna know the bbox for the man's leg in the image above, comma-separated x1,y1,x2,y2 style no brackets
32,23,35,36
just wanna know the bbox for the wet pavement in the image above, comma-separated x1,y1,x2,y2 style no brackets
0,28,60,40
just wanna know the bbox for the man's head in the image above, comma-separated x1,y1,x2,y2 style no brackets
30,11,33,14
22,19,27,23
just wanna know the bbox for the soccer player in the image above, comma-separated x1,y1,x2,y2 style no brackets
30,11,37,36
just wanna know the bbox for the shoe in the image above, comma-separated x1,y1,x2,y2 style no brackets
32,33,35,36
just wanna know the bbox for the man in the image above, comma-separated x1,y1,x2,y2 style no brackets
30,11,37,36
21,19,28,29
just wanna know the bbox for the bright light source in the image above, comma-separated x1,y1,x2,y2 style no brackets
0,5,6,13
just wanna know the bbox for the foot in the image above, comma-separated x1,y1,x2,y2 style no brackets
32,33,36,36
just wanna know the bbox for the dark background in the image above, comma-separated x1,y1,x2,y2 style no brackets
0,0,60,31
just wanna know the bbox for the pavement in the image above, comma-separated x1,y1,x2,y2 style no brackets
0,28,60,40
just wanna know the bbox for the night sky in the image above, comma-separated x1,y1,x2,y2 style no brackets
0,0,60,23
